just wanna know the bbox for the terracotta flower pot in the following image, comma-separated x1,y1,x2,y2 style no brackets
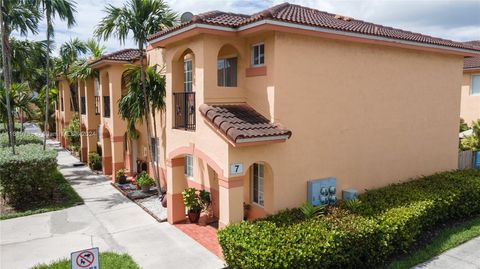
187,210,201,223
141,185,150,192
117,175,127,184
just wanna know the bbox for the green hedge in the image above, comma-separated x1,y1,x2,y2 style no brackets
0,144,58,205
218,170,480,269
0,132,42,147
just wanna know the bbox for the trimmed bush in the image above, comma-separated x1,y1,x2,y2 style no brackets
88,152,102,171
64,115,80,152
0,144,58,205
218,170,480,269
0,132,42,147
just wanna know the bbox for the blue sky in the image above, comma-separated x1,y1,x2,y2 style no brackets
14,0,480,55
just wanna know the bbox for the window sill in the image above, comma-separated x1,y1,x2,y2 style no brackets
252,201,264,208
246,66,267,77
172,127,196,132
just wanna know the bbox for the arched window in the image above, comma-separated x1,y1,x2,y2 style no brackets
184,56,193,92
217,44,238,87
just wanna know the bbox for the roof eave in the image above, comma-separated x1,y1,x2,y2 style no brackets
464,67,480,72
234,135,290,147
89,59,136,69
148,19,480,56
201,115,291,148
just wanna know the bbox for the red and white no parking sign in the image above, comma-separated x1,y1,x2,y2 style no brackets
71,247,99,269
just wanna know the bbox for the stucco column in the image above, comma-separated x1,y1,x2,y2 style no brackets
86,129,97,157
80,129,87,162
55,112,60,142
101,132,112,176
166,158,187,224
111,136,125,181
62,121,70,148
84,78,99,159
218,177,244,228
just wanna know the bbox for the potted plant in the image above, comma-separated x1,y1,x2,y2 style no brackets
198,189,212,226
182,187,211,223
116,169,127,184
136,171,154,192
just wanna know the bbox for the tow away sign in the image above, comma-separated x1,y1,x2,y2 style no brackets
71,247,99,269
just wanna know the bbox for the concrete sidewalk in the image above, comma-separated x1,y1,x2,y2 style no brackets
412,237,480,269
0,140,224,269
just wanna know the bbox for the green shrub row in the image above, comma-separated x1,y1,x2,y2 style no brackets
0,132,42,147
218,170,480,269
0,144,58,205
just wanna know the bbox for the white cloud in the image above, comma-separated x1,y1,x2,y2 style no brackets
13,0,480,56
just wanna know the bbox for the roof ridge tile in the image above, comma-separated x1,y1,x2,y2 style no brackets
147,2,480,53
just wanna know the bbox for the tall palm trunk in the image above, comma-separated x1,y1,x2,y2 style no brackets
20,110,24,132
0,0,15,154
43,12,51,150
151,108,160,186
139,44,161,195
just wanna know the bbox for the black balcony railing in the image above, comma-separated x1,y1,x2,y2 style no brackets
173,92,195,131
94,96,100,115
103,96,110,118
80,96,86,115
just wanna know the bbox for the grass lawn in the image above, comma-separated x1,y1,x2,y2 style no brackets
30,252,140,269
0,170,83,220
387,215,480,269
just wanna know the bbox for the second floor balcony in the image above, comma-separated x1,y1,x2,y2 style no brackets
173,92,195,131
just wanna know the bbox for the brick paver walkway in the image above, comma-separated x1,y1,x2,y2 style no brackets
174,222,223,259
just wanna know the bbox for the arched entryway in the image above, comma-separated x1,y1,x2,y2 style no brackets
166,146,253,227
167,151,221,225
243,161,274,220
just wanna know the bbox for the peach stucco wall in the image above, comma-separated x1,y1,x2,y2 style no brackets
235,31,463,211
156,29,464,225
460,71,480,124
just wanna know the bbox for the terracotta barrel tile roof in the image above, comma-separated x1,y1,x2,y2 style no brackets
148,2,480,53
463,41,480,70
89,48,142,66
465,56,480,70
199,104,292,145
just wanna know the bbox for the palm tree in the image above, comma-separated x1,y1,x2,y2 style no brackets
56,38,87,76
0,0,40,153
34,0,77,150
85,38,105,59
67,39,105,82
34,85,58,134
55,38,86,115
0,82,36,133
95,0,176,190
119,64,166,137
7,38,49,91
